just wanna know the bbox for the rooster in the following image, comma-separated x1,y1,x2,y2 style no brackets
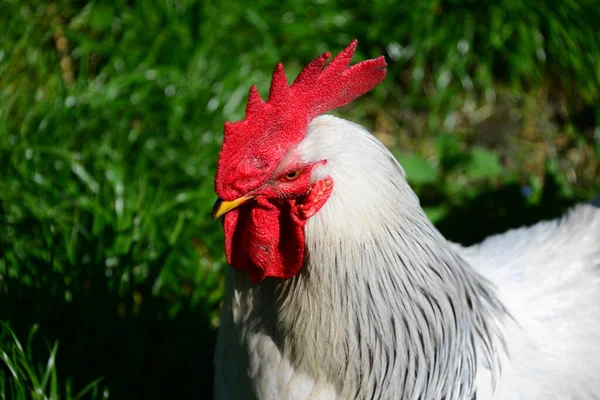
211,40,600,400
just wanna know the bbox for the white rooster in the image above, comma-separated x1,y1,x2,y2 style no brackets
211,40,600,400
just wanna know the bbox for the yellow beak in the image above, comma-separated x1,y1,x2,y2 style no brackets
212,195,255,219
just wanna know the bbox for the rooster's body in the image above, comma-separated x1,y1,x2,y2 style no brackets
212,42,600,400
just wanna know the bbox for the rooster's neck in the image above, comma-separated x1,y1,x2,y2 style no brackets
226,116,508,398
227,197,507,399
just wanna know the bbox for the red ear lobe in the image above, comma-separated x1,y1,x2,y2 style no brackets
297,178,334,220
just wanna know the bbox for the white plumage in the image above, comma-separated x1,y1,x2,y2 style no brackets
214,115,600,399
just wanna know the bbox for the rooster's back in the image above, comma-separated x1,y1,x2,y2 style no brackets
459,204,600,399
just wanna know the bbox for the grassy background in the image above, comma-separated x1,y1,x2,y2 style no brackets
1,0,599,398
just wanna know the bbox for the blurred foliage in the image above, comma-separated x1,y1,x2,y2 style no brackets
0,0,598,398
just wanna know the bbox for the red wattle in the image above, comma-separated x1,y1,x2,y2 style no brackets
222,178,333,283
223,198,306,282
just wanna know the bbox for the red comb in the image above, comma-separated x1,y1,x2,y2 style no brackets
215,39,387,200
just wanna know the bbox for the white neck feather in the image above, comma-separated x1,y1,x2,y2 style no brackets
229,115,508,399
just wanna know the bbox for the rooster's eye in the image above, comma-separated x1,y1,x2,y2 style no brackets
283,170,301,181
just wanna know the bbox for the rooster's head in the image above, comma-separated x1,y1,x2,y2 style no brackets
212,40,387,282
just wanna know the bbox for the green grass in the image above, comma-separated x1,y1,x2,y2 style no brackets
0,323,104,400
1,0,598,398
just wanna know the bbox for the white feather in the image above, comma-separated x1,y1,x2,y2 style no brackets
214,115,600,399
